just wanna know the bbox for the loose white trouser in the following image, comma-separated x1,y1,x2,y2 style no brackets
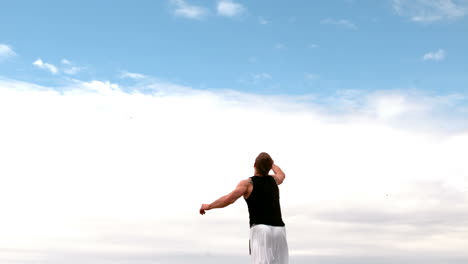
249,224,289,264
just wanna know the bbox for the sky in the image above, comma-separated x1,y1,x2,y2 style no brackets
0,0,467,263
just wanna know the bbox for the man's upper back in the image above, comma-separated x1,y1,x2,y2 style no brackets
245,176,285,227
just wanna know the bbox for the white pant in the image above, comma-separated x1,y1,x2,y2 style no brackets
249,224,289,264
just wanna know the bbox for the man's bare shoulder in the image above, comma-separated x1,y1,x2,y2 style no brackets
239,178,252,186
242,178,254,199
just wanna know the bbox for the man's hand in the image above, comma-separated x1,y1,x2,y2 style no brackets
200,204,211,215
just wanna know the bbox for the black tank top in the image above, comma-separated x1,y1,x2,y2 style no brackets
245,176,285,227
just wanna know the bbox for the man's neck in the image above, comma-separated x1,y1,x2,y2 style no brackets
254,171,265,176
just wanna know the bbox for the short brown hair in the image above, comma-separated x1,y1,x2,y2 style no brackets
254,152,273,176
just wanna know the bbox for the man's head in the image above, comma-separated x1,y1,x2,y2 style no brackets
254,152,273,176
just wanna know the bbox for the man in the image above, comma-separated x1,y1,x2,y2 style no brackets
200,152,289,264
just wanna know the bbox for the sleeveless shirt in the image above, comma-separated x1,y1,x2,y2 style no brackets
245,176,285,228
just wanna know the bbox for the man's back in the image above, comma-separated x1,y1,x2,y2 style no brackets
245,175,285,227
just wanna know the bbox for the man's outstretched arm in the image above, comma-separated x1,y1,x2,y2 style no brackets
200,179,249,215
271,163,286,185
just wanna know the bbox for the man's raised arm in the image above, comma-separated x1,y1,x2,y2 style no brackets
271,164,286,185
200,179,249,215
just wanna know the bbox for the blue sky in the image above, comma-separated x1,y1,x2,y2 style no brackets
1,1,468,264
1,0,467,95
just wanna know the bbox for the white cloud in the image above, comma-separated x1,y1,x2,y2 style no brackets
32,59,59,74
370,93,414,119
392,0,468,22
169,0,208,19
0,78,467,262
216,0,245,17
320,18,358,30
0,44,16,60
63,67,81,75
60,59,83,75
32,58,82,75
120,70,146,80
423,49,447,61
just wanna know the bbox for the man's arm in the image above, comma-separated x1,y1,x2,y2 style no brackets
271,163,286,185
200,179,250,215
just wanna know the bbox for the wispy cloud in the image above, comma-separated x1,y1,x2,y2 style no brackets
32,58,83,75
61,59,72,65
63,67,81,75
216,0,245,17
238,72,273,85
61,59,82,75
392,0,468,22
120,70,146,80
32,59,58,74
169,0,208,19
320,18,357,30
423,49,446,61
0,44,16,60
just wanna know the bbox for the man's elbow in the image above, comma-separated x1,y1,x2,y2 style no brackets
278,174,286,185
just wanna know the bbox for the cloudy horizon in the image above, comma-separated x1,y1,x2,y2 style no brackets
1,76,467,263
